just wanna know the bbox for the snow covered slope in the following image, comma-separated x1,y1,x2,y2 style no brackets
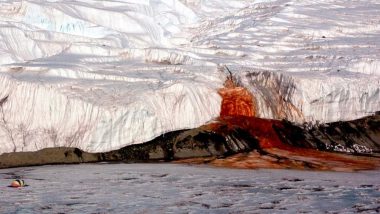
0,0,379,153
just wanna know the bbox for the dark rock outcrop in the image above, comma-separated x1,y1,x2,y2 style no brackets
0,113,379,170
103,125,260,162
275,112,380,154
0,125,260,168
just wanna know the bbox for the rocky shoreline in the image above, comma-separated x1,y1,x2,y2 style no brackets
1,112,379,170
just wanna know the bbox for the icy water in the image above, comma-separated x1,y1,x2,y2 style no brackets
0,164,379,213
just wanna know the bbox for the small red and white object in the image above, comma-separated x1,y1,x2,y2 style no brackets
10,179,26,188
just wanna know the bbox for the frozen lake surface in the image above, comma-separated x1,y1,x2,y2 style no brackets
0,163,379,213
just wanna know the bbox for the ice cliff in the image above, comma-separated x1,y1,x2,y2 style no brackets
0,0,379,153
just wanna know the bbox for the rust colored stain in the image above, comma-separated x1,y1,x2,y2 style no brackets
218,80,256,117
211,148,380,172
221,116,380,171
179,116,380,171
208,116,288,149
199,80,380,171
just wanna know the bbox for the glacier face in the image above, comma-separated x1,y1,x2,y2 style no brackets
0,0,379,153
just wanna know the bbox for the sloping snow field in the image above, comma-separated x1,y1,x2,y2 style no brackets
0,164,379,213
0,0,379,153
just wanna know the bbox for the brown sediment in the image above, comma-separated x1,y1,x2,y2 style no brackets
224,116,380,171
244,71,306,121
277,97,304,121
211,148,380,172
211,80,380,171
178,116,380,171
218,79,257,117
1,115,379,170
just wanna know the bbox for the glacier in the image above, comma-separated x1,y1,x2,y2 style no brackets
0,0,379,154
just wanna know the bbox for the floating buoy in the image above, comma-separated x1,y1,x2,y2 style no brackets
10,179,25,188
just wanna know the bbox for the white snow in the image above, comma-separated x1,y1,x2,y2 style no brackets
0,0,379,153
0,164,379,213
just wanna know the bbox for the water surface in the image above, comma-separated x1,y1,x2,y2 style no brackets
0,163,379,213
